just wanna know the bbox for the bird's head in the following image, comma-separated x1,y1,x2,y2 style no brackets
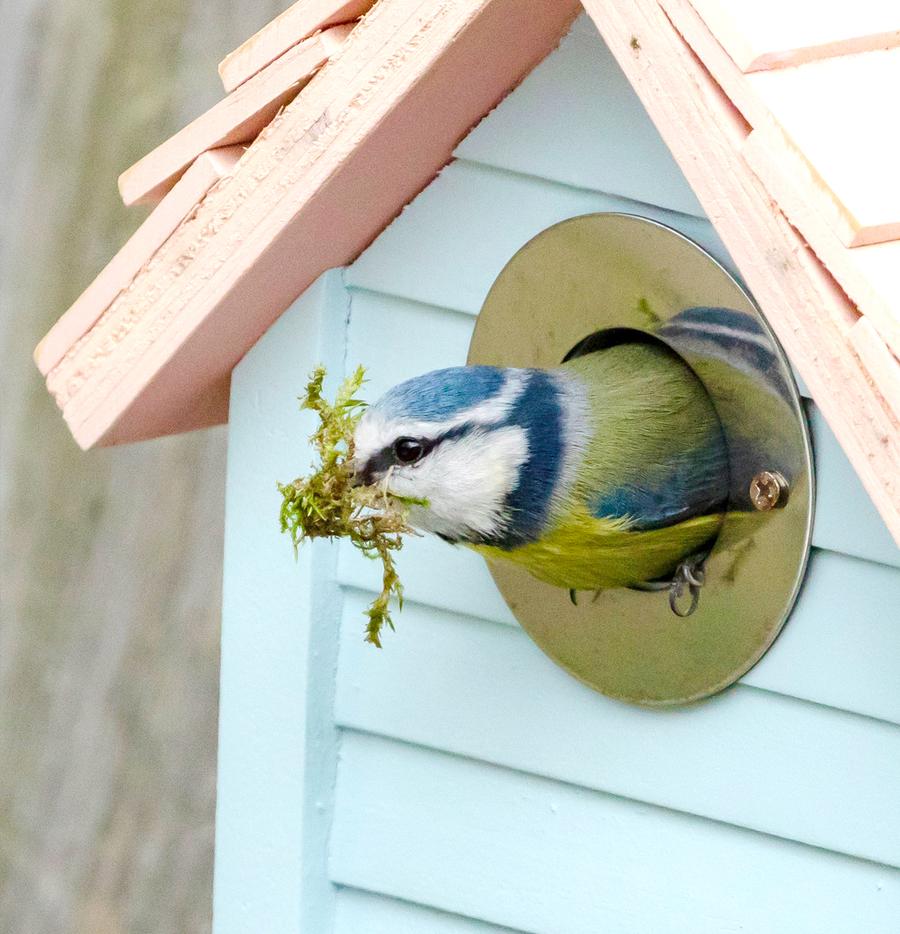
352,365,570,546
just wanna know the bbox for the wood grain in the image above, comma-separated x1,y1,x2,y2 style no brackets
119,25,352,206
850,317,900,422
37,146,243,374
742,126,900,357
218,0,376,92
0,1,283,932
42,0,581,449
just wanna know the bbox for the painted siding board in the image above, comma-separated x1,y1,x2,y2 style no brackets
337,529,517,625
335,888,524,933
455,15,704,217
214,272,348,934
346,288,475,398
331,732,900,934
336,542,900,725
345,161,730,315
335,591,900,865
745,549,900,723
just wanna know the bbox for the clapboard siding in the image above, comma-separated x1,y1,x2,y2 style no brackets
455,14,704,217
329,16,900,926
337,541,900,723
335,590,900,865
335,888,522,934
345,161,731,316
330,732,900,934
215,273,349,934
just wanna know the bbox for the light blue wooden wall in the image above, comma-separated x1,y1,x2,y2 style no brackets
214,15,900,934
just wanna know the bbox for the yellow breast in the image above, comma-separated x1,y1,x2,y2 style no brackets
470,507,724,590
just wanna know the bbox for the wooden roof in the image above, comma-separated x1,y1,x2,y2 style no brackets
35,0,900,541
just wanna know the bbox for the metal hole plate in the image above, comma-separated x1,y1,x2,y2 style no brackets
467,213,814,706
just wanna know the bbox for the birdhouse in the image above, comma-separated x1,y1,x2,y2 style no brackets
36,2,900,931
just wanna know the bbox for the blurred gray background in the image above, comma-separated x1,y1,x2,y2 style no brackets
1,1,283,930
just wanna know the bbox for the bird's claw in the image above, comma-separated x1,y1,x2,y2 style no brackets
667,556,706,617
569,588,606,606
627,553,707,617
571,555,707,616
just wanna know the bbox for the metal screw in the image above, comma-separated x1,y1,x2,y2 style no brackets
749,470,789,511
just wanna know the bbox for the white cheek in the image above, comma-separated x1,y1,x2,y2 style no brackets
353,413,389,468
390,427,529,539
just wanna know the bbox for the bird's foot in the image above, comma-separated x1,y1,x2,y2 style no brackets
572,554,707,616
665,555,706,617
629,553,707,617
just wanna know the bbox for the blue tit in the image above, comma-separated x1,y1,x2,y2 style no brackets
352,339,729,591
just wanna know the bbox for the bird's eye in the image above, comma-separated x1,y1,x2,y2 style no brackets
393,437,425,464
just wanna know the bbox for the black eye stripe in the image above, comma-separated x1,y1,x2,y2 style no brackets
359,426,469,482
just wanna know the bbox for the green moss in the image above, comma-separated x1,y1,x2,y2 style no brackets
278,366,422,648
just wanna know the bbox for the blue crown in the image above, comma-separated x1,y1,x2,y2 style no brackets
372,366,506,421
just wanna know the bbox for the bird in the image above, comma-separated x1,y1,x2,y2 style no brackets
351,339,730,595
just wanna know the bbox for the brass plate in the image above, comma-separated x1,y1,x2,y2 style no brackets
468,214,814,706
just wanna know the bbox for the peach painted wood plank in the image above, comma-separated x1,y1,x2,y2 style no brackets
850,317,900,423
657,0,765,126
218,0,374,92
581,0,900,542
663,2,900,361
687,0,900,72
742,126,900,358
667,0,900,254
748,48,900,248
118,24,351,206
45,0,581,448
35,147,243,376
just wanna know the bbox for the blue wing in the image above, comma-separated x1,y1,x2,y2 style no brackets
589,435,730,531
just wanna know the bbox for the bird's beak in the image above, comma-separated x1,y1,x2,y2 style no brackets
350,461,374,488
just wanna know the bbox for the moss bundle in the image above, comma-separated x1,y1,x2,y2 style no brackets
278,366,420,647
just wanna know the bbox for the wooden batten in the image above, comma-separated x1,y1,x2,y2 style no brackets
742,126,900,359
686,0,900,72
666,1,900,251
850,317,900,424
46,0,581,449
118,24,353,206
748,48,900,248
660,0,767,126
581,0,900,540
36,146,243,376
218,0,376,92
